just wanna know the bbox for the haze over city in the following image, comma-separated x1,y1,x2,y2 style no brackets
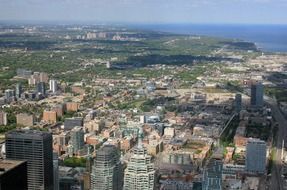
0,0,287,24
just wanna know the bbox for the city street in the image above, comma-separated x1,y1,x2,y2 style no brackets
266,97,286,190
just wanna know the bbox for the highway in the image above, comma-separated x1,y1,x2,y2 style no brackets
266,96,286,190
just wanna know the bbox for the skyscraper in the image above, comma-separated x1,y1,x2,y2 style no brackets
15,83,23,99
36,82,46,95
69,126,85,155
245,138,267,174
90,144,123,190
250,82,264,107
84,146,93,190
5,129,54,190
235,93,242,112
49,79,58,93
124,128,155,190
53,152,59,190
202,159,223,190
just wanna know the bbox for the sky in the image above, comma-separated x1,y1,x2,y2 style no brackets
0,0,287,24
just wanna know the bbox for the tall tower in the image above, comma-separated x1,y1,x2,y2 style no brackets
15,83,23,99
53,152,59,190
235,93,242,112
36,82,46,96
250,82,264,107
124,128,155,190
5,129,54,190
90,144,123,190
69,126,85,155
245,138,267,174
49,79,58,93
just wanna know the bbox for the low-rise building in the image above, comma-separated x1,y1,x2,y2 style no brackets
164,127,175,138
0,111,8,126
43,110,57,124
64,117,83,131
52,104,64,117
66,102,80,112
16,113,34,127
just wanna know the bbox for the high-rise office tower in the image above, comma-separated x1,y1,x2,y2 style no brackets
235,93,242,112
53,152,59,190
36,82,46,95
84,146,93,190
124,128,155,190
90,144,123,190
15,83,23,99
250,82,264,107
245,138,267,174
5,129,54,190
49,79,58,93
202,159,223,190
69,127,85,155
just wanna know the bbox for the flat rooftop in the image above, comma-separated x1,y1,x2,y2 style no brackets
0,159,26,175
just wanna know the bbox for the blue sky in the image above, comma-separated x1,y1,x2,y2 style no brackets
0,0,287,24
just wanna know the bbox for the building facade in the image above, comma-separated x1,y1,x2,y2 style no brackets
124,129,155,190
16,113,34,127
53,152,59,190
15,83,23,99
49,79,58,93
250,82,264,107
91,144,123,190
64,117,83,131
0,160,28,190
5,130,54,190
235,93,242,112
66,102,80,112
245,138,267,174
0,111,8,126
69,127,85,155
36,82,46,96
202,159,223,190
43,110,57,124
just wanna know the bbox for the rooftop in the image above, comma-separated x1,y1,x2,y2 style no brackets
0,159,26,175
6,129,52,139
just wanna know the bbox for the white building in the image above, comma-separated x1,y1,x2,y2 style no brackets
49,79,58,93
124,129,155,190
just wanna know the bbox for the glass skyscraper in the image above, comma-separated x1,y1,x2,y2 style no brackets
91,144,123,190
245,138,267,174
5,129,54,190
250,82,264,107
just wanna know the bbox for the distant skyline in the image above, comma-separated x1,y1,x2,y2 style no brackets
0,0,287,24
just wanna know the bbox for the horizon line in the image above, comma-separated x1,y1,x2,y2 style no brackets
0,20,287,26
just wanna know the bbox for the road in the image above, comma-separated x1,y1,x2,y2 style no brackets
266,96,286,190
